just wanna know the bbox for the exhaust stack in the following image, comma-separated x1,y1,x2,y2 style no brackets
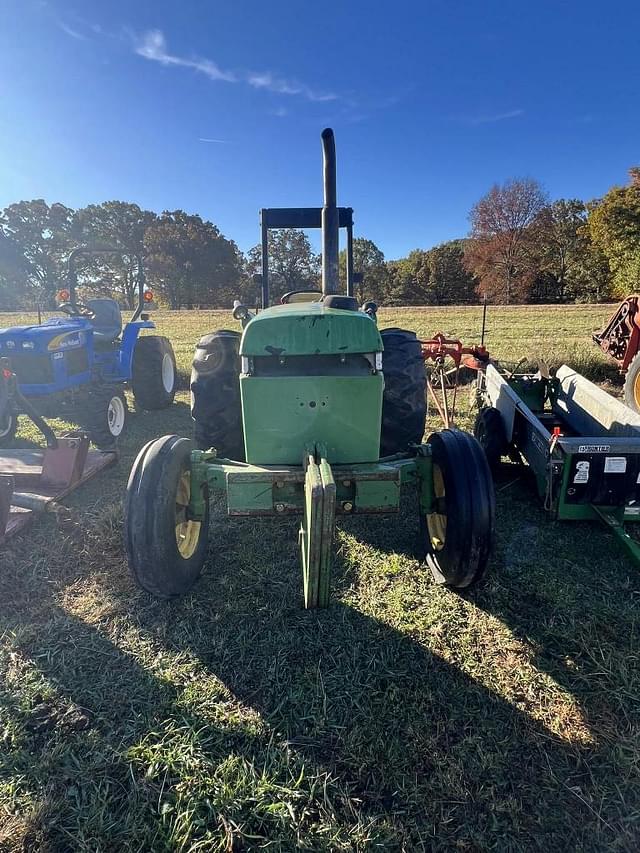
321,128,339,295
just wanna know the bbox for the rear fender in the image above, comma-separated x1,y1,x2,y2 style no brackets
119,320,155,378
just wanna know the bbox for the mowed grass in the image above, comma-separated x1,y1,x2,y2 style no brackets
1,303,639,852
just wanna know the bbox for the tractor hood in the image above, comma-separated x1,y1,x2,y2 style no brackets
239,303,382,357
0,317,92,355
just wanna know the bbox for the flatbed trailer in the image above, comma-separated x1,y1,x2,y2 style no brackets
475,363,640,566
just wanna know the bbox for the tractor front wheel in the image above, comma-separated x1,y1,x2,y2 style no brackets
420,428,495,588
132,336,177,411
124,435,209,598
83,384,127,449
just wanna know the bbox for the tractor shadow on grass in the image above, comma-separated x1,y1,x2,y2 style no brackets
124,504,636,849
0,493,637,851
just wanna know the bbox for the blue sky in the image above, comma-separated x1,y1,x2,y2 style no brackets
1,0,639,258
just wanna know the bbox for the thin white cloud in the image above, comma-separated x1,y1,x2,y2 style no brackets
198,137,229,144
58,21,87,40
463,109,525,126
247,71,337,102
134,29,337,102
135,30,236,82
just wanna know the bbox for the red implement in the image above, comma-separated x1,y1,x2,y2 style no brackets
420,333,490,427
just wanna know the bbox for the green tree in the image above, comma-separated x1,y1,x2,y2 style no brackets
146,210,242,309
588,168,640,297
339,237,387,302
426,240,477,304
529,199,612,303
246,229,319,303
0,231,29,308
386,250,431,304
0,200,74,307
534,199,588,302
75,201,157,308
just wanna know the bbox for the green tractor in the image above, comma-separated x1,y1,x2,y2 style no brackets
124,129,495,608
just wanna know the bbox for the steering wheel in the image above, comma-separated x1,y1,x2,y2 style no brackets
58,302,95,319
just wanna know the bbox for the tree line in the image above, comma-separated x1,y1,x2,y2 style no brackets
0,168,638,310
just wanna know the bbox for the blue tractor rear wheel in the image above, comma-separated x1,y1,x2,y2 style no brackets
132,336,176,411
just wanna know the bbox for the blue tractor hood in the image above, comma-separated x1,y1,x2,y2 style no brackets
0,317,92,355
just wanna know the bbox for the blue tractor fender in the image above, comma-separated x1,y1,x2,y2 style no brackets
119,320,156,379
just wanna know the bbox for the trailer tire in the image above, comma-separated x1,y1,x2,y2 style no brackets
380,328,426,456
473,406,508,470
624,353,640,414
83,384,127,449
420,428,495,588
132,336,177,410
124,435,209,598
191,330,245,460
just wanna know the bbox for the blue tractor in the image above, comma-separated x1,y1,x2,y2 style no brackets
0,247,177,448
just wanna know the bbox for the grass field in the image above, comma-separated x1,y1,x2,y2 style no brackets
1,304,639,852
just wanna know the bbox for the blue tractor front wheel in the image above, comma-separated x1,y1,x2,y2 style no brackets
81,385,128,450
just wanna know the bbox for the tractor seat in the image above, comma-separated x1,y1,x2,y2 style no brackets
86,298,122,344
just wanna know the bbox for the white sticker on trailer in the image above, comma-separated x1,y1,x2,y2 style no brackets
573,461,590,484
604,457,627,474
578,445,610,453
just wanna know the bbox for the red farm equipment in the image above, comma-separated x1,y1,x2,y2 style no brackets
593,295,640,412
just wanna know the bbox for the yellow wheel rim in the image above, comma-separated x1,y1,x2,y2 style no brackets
634,372,640,410
175,469,201,559
426,463,447,551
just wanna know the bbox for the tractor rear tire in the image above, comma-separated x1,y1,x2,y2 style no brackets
83,384,127,449
380,328,426,456
473,406,508,471
623,353,640,414
420,428,495,588
191,330,245,460
132,336,177,410
124,434,209,598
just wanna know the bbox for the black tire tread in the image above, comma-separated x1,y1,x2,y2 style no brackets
380,328,426,456
421,428,494,588
191,330,245,460
81,384,127,449
473,407,508,470
124,435,209,598
132,336,177,411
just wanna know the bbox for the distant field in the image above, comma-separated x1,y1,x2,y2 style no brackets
0,300,619,381
2,303,639,852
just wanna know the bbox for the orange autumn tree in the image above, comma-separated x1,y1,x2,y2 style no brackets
464,178,548,303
